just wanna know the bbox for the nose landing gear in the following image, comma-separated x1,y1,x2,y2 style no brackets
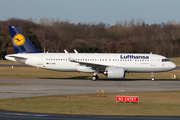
151,72,155,81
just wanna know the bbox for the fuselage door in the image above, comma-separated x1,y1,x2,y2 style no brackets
150,56,156,66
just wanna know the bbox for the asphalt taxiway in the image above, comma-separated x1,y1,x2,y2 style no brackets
1,78,180,99
0,110,180,120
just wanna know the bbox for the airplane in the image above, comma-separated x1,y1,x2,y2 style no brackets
5,26,176,81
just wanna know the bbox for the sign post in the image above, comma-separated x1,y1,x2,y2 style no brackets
101,90,104,97
97,90,99,97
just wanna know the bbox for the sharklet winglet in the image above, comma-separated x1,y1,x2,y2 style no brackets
64,50,76,62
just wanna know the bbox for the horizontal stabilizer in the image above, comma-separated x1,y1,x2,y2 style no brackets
5,55,27,64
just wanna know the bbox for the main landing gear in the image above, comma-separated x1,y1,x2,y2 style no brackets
91,70,99,81
92,75,98,81
151,72,155,81
91,74,99,81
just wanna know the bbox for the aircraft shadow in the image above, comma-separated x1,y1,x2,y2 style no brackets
40,77,180,81
40,76,90,80
98,79,180,81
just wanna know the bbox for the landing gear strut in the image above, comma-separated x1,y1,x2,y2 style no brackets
151,72,155,81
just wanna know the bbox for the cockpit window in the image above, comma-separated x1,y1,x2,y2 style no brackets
162,59,170,62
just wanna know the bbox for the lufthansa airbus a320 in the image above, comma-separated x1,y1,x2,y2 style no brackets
5,26,176,81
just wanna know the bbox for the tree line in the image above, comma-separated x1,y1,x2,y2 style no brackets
0,18,180,59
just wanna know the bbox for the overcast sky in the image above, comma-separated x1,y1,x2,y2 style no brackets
0,0,179,26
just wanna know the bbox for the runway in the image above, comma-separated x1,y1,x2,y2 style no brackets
1,78,180,99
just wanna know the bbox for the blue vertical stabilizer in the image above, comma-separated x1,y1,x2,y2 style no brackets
9,26,41,54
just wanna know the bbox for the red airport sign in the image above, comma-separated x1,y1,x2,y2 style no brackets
116,96,139,103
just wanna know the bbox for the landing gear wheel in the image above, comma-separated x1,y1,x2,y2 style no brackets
92,75,98,81
152,77,155,81
92,76,96,81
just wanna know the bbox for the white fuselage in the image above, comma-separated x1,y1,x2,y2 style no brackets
5,53,176,73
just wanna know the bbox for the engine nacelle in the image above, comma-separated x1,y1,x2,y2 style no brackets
106,67,125,79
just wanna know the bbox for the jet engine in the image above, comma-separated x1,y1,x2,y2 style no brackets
105,67,125,79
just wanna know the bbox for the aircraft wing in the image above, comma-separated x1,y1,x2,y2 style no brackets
64,50,113,69
74,60,110,69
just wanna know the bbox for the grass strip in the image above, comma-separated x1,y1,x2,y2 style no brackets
0,91,180,116
0,60,19,64
0,83,20,86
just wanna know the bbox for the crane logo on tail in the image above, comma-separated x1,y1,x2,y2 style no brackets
13,34,25,46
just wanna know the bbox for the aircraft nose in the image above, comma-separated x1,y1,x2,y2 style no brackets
171,62,176,70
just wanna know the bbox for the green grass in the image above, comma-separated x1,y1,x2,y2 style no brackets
0,91,180,116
